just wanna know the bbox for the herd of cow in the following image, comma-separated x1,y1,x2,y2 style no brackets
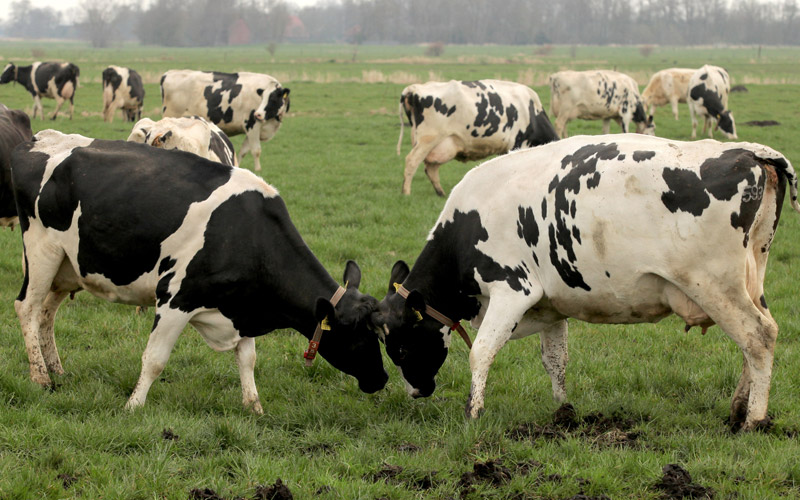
0,57,797,433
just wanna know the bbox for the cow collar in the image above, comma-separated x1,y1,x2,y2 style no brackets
394,283,473,349
303,286,347,366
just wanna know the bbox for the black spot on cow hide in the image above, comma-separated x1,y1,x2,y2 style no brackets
203,72,242,125
632,150,656,162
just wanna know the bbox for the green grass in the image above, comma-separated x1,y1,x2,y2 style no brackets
1,41,800,499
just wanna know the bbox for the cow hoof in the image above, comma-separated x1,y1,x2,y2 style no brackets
736,417,773,433
247,401,264,415
464,401,485,419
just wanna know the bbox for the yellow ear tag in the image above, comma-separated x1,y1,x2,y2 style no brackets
320,316,331,331
393,282,402,292
344,280,349,288
413,309,423,321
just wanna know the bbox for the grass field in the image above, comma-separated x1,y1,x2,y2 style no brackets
1,41,800,499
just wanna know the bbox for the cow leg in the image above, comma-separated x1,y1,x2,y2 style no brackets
554,115,570,138
235,337,263,414
15,246,67,387
466,287,543,419
51,96,65,120
424,162,446,197
689,106,698,139
32,96,43,120
238,129,263,171
37,290,69,375
614,118,626,133
670,97,680,120
402,137,439,195
125,309,190,410
69,97,74,120
540,320,569,403
602,119,611,134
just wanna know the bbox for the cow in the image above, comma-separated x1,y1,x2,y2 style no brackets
372,134,800,432
128,116,238,167
688,65,736,140
549,70,654,138
0,62,80,120
397,79,558,196
0,104,33,227
160,70,290,172
102,66,145,123
11,130,387,413
641,68,696,121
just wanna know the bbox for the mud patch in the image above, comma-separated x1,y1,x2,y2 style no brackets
365,463,439,491
56,473,77,490
654,464,714,499
730,84,748,93
254,479,293,499
189,488,225,500
162,428,179,441
744,120,780,127
508,403,642,448
397,442,421,453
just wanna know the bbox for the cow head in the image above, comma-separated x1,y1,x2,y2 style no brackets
127,117,156,143
633,102,655,135
372,261,450,398
715,111,737,139
316,260,388,394
0,64,16,84
254,87,290,122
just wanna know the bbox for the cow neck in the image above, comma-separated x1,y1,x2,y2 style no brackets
285,262,342,340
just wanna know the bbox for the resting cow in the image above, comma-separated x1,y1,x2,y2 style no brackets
128,116,238,166
0,62,79,120
549,70,653,138
0,104,33,227
641,68,696,121
374,134,800,432
160,70,290,172
397,79,558,196
102,66,145,123
688,65,736,140
12,130,387,412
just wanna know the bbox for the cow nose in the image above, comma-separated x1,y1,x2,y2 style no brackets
255,112,265,121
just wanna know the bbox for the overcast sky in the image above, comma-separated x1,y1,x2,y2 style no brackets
0,0,325,23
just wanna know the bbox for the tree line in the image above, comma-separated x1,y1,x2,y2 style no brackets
3,0,799,47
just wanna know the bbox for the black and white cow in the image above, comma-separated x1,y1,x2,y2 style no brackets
549,70,654,138
102,66,145,123
160,70,290,172
688,65,736,140
128,116,238,166
0,62,80,120
12,130,387,412
397,79,558,196
373,134,800,432
0,104,33,227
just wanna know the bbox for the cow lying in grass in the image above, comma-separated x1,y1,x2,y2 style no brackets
374,134,799,432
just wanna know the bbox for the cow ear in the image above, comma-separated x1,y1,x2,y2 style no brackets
282,88,290,98
647,115,654,126
388,261,410,295
343,260,361,289
405,290,426,320
315,297,337,327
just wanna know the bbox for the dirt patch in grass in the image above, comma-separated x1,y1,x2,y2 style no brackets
189,488,226,500
188,480,294,500
56,473,77,489
161,427,179,440
365,463,439,491
653,464,714,499
744,120,780,127
507,403,642,448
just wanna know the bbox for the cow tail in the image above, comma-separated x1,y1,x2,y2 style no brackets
396,96,405,156
770,158,800,214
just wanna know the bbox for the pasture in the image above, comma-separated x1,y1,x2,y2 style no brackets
1,41,800,499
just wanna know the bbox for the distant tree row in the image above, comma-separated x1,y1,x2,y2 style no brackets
2,0,799,47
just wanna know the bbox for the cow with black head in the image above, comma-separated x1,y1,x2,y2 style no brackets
0,62,79,120
688,64,736,140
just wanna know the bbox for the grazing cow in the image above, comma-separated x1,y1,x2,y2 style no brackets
397,79,558,196
160,70,290,172
549,70,654,138
0,62,79,120
641,68,696,120
688,65,736,140
128,116,238,166
0,105,33,227
373,134,800,432
12,130,387,412
102,66,145,123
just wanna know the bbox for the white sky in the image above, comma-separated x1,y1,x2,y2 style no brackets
0,0,325,23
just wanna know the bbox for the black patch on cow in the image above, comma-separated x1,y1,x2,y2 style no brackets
541,198,547,219
245,110,257,132
661,149,765,245
461,81,487,90
699,72,708,80
632,102,648,125
0,108,33,220
617,154,626,161
203,72,243,125
513,102,559,149
208,131,235,166
9,146,47,233
263,87,289,120
503,104,518,132
605,271,610,278
598,80,618,108
102,68,123,100
29,141,232,286
158,257,176,274
471,130,479,137
689,84,725,118
127,69,145,103
546,143,620,291
407,94,433,126
760,295,768,309
169,192,327,336
31,62,79,100
433,97,456,117
156,271,175,306
632,151,656,162
473,94,502,137
517,206,540,266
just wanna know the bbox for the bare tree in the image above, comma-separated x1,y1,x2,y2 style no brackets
78,0,117,48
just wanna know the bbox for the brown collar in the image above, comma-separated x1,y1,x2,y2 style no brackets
394,283,473,349
304,286,347,366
